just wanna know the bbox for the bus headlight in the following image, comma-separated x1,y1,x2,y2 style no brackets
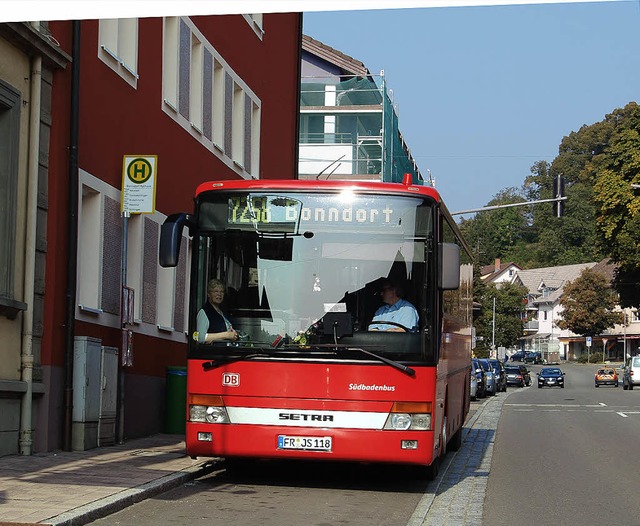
189,394,229,424
383,402,432,431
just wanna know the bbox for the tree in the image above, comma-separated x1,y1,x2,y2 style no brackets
475,282,528,351
590,102,640,305
458,187,530,267
556,268,623,337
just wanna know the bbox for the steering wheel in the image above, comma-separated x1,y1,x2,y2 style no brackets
368,319,411,332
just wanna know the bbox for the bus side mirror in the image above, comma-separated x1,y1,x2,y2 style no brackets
438,242,460,290
159,213,193,268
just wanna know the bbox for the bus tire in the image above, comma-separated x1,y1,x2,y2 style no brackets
448,425,463,451
413,457,440,481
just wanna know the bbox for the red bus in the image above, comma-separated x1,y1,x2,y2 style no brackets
160,174,473,478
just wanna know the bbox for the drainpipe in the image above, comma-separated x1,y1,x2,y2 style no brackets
63,20,81,452
19,22,43,456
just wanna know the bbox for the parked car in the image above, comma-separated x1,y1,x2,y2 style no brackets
514,364,531,386
510,350,527,362
524,351,543,364
537,367,565,388
488,358,507,392
470,369,478,400
595,367,618,388
504,365,527,387
472,358,487,398
478,359,497,396
623,356,640,390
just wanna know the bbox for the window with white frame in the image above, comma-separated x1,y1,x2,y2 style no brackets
161,16,261,179
189,32,203,132
98,18,139,87
78,185,103,311
126,214,144,322
243,14,264,39
232,81,245,167
157,265,176,331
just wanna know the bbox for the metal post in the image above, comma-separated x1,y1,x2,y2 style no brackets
492,296,496,356
117,212,129,444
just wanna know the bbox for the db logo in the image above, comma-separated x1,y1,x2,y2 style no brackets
222,372,240,387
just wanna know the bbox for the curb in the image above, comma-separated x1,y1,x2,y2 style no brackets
46,460,221,526
406,396,493,526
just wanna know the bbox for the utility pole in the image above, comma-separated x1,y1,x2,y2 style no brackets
492,296,496,357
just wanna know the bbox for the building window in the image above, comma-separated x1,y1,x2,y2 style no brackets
78,185,103,311
232,81,245,167
0,81,20,301
161,16,261,179
126,214,144,322
190,33,203,132
243,14,264,39
543,310,548,321
98,18,139,88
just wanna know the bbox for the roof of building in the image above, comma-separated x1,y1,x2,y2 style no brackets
301,34,370,77
480,260,521,283
516,262,598,304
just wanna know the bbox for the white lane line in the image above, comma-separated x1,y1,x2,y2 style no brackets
599,402,607,406
618,412,629,418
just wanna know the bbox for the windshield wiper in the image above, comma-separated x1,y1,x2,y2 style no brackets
292,343,415,377
202,351,271,371
345,346,416,377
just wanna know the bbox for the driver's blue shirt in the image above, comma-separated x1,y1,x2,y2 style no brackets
368,299,419,332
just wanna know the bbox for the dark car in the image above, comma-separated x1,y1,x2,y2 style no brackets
504,365,527,387
472,358,487,398
488,358,507,392
524,351,543,364
510,350,526,362
537,367,565,388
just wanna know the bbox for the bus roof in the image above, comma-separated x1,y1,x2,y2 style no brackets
194,177,443,204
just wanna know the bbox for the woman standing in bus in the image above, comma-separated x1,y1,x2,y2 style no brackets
195,279,239,344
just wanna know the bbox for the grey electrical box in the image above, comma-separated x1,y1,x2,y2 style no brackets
99,346,118,446
72,336,102,451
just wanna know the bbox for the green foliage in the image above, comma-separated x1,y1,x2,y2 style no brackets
576,351,604,364
556,268,623,336
461,101,640,306
474,282,528,350
591,103,640,285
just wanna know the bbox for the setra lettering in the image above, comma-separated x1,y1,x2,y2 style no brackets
279,413,334,422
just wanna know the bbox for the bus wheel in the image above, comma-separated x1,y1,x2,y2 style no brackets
448,425,463,451
440,416,447,457
412,457,440,481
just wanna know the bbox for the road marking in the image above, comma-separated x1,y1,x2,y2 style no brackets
617,412,629,418
599,402,607,406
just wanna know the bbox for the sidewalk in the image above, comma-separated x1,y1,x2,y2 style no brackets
0,434,219,526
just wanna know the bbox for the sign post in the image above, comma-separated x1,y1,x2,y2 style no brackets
118,155,157,443
586,336,592,364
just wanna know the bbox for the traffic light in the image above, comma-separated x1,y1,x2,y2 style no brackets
552,175,565,217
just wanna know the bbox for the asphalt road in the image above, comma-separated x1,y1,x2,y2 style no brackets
484,361,640,526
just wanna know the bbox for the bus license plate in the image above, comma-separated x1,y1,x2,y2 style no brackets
278,435,332,451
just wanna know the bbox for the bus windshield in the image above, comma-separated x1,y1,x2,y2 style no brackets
191,190,435,362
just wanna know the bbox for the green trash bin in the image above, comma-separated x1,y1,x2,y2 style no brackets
165,366,187,434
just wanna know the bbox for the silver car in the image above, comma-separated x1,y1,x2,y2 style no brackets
478,359,496,395
470,370,478,400
623,356,640,390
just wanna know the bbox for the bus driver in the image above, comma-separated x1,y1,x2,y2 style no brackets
368,279,419,333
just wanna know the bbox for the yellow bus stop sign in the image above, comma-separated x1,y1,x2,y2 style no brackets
121,155,157,214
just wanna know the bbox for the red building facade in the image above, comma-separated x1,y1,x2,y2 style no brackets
32,13,302,453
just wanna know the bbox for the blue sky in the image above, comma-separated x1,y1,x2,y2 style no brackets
302,1,640,216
